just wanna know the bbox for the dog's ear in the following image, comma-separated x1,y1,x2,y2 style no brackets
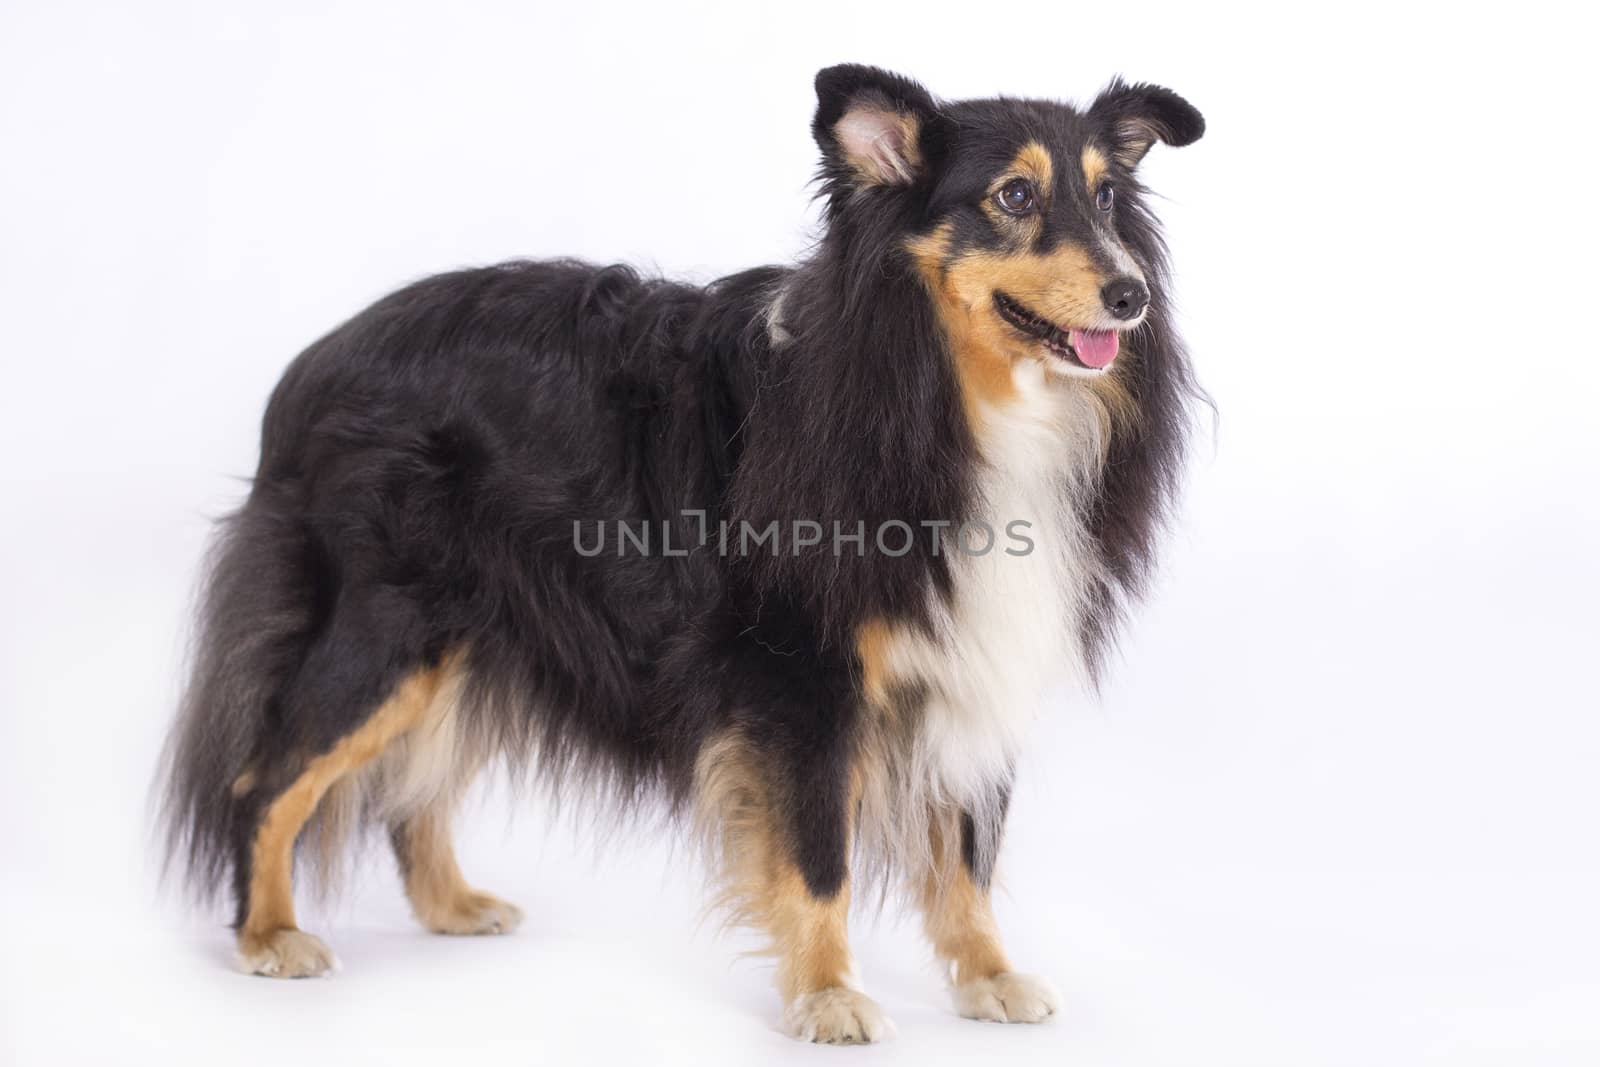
1087,80,1204,169
813,64,940,188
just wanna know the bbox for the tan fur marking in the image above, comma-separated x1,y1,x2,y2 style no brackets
920,814,1010,986
979,142,1055,227
1012,142,1054,193
237,654,462,954
909,224,1019,417
948,241,1108,338
911,221,1130,434
394,806,523,935
856,618,895,709
695,735,860,1003
769,865,855,1001
397,808,470,921
1082,144,1110,190
853,614,934,734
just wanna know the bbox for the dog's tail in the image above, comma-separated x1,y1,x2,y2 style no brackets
157,488,311,905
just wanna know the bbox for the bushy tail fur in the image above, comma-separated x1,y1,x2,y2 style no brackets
157,491,311,904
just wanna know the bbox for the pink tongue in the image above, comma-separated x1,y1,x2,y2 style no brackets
1069,329,1119,369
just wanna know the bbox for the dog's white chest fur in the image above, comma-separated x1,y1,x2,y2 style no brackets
876,364,1107,808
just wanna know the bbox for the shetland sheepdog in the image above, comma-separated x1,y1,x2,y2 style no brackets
160,64,1203,1043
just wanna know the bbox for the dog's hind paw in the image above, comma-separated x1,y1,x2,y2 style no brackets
236,928,340,978
421,891,524,936
954,972,1059,1023
784,987,896,1044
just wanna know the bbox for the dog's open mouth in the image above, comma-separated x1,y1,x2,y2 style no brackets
993,292,1119,370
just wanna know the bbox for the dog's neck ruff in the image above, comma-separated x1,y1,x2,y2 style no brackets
918,359,1105,782
855,351,1109,885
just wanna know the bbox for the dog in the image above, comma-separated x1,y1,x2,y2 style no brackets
159,63,1203,1044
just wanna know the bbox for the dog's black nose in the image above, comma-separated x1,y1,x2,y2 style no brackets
1101,278,1150,320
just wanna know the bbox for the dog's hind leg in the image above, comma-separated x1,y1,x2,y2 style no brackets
917,804,1059,1023
232,658,455,977
363,659,523,937
390,795,523,936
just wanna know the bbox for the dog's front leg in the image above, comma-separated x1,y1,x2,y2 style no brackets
696,725,891,1044
918,800,1059,1024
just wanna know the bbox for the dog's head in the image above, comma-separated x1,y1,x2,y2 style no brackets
813,65,1202,386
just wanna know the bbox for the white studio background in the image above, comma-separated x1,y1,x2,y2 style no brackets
2,2,1597,1065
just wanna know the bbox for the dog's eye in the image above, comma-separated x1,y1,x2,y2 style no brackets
1095,183,1115,211
996,178,1036,215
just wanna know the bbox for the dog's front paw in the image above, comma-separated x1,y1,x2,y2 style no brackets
785,986,896,1044
954,971,1059,1023
235,928,340,978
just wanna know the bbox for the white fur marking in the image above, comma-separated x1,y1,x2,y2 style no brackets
1100,238,1146,285
919,373,1103,791
766,285,792,345
859,370,1106,880
785,987,897,1044
236,929,340,979
954,972,1060,1023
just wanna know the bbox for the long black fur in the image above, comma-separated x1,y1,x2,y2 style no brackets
161,65,1203,915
